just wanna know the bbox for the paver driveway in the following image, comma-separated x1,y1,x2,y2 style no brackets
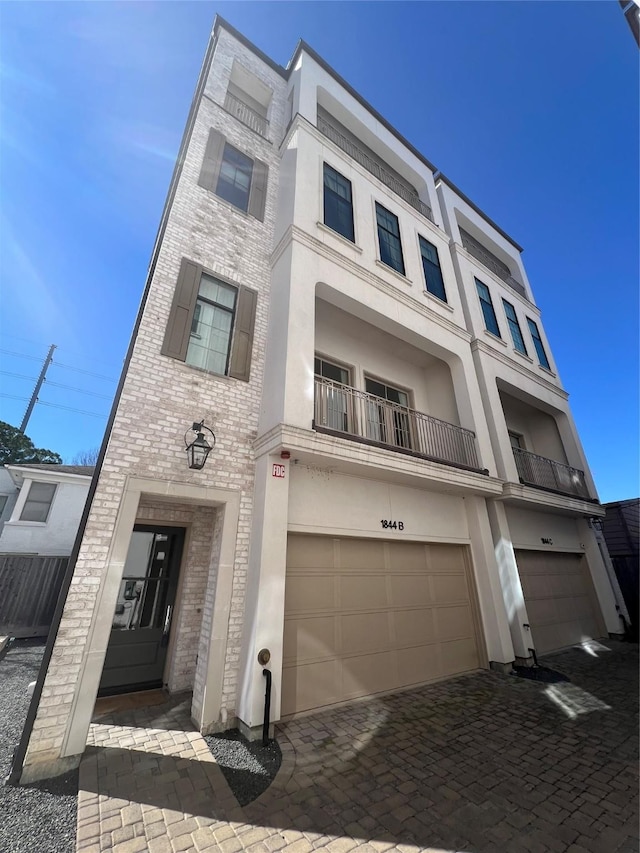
77,640,638,853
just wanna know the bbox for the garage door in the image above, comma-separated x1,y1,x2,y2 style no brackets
516,550,605,655
282,535,483,716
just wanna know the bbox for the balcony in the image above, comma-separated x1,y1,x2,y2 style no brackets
317,115,434,224
512,447,590,500
224,91,269,138
314,377,481,471
459,228,527,299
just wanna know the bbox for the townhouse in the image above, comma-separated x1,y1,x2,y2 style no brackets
14,17,623,783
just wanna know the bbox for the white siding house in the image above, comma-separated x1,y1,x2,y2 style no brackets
0,465,93,556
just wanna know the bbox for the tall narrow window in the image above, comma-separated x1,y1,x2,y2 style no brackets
419,236,447,302
20,482,56,523
365,378,411,449
527,318,551,369
187,274,237,375
475,279,501,338
375,203,405,275
314,357,351,432
323,164,354,242
215,143,253,212
502,299,528,355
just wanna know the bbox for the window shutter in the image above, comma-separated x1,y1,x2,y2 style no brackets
161,259,201,361
198,129,226,192
229,285,258,381
248,158,268,221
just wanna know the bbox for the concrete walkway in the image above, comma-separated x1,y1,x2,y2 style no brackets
77,641,638,853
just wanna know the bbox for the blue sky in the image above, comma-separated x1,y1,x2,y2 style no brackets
0,1,637,501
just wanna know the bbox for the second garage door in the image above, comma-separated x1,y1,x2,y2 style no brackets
282,535,483,716
516,550,606,655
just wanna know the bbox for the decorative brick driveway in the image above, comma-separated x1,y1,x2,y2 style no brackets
77,641,638,853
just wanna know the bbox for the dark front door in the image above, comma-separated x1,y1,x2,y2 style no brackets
99,525,185,695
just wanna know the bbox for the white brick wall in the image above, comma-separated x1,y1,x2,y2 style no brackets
24,28,289,771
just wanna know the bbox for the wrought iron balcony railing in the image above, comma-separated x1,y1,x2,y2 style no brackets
224,92,269,138
317,115,434,224
314,377,480,471
459,228,527,299
512,446,590,499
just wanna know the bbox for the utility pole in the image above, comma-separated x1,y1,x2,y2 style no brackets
20,344,56,433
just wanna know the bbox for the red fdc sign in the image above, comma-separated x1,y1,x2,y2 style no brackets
272,463,286,478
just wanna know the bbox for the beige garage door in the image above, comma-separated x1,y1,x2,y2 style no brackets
282,535,483,716
516,550,605,655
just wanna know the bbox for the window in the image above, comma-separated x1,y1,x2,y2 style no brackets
198,129,268,221
375,203,405,275
161,259,258,382
314,356,350,385
509,431,524,450
187,274,237,374
502,299,528,355
20,482,56,523
475,279,501,338
365,378,411,449
216,144,253,212
314,357,351,432
419,236,447,302
527,318,551,369
323,164,354,242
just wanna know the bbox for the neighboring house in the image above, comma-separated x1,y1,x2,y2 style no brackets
601,499,639,639
16,18,625,783
0,465,93,556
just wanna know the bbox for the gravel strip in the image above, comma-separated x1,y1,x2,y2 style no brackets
205,728,282,806
0,639,78,853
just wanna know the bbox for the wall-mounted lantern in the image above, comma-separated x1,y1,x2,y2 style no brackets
184,420,216,470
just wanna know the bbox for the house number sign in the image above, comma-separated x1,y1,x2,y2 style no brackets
381,520,404,530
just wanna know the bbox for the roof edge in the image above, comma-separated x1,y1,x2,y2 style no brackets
434,173,523,253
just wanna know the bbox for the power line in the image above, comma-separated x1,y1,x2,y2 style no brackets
0,371,38,382
0,349,117,383
0,393,107,420
0,348,45,363
38,400,107,419
0,372,113,400
52,362,117,383
45,381,113,400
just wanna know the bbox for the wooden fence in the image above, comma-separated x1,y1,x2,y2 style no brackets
0,555,69,638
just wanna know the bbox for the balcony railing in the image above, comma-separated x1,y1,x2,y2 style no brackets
314,377,480,471
512,447,590,499
224,91,269,138
459,228,527,299
317,115,435,224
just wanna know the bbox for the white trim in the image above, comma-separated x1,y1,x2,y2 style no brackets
61,476,241,758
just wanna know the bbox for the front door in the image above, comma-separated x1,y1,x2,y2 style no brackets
99,525,185,695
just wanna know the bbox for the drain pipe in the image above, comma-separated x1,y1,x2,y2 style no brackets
529,647,539,668
262,669,272,747
257,648,272,746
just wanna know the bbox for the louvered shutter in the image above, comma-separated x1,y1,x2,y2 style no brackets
228,286,258,381
248,158,268,221
160,259,201,361
198,129,226,192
